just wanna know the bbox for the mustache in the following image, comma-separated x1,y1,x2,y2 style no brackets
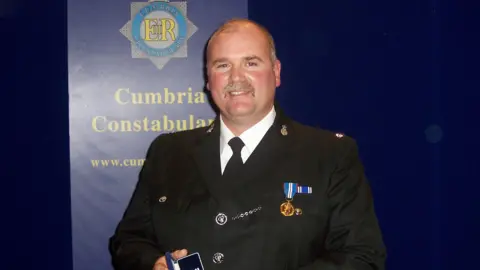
223,81,255,93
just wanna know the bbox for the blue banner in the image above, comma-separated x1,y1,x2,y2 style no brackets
67,1,247,269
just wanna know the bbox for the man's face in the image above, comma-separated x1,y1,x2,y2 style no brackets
206,25,281,123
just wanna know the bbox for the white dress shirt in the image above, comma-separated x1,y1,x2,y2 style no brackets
219,106,276,174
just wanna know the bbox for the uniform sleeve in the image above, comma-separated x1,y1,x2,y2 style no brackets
108,137,165,270
299,138,387,270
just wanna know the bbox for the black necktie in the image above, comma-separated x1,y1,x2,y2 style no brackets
223,137,245,177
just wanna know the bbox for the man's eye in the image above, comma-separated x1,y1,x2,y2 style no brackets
216,64,228,68
247,62,258,66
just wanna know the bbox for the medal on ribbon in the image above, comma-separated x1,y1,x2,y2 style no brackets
280,183,313,216
280,183,297,216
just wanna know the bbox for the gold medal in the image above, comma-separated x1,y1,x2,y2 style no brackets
280,200,295,216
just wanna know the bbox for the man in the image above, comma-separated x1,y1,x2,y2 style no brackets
109,19,386,270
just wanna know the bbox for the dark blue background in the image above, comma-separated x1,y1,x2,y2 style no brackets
7,0,479,269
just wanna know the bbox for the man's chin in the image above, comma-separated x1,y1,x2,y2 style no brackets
225,105,255,119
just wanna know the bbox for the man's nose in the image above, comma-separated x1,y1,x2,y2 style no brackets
229,66,245,81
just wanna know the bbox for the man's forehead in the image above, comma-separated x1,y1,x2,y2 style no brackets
207,47,269,63
211,55,265,63
209,22,269,45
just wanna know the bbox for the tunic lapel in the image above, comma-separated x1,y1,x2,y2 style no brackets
191,117,228,202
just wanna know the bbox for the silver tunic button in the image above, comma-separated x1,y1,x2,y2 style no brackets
215,213,228,225
158,196,167,203
213,252,224,264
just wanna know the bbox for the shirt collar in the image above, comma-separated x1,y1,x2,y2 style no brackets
220,106,276,155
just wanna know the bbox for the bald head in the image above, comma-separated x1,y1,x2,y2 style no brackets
206,18,278,64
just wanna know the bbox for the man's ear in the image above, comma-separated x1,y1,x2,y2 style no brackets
274,59,281,87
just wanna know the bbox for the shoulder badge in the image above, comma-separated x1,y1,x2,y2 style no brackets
335,133,344,138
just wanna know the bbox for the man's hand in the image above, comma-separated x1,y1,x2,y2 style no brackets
153,249,188,270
